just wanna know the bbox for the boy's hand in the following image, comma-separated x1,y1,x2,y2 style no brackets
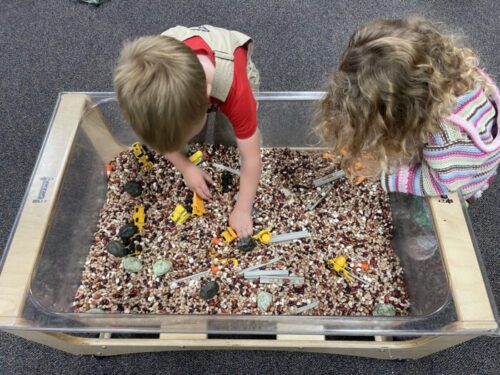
182,164,214,199
229,206,253,238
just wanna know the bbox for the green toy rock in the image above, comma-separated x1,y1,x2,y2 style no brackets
372,303,396,317
153,260,173,277
122,257,143,273
257,291,273,312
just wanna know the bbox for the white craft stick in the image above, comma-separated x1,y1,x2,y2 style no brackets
212,162,240,176
238,257,281,275
170,270,210,288
271,230,311,243
244,269,289,278
293,301,319,314
313,170,346,187
306,183,334,211
260,275,304,285
350,272,371,285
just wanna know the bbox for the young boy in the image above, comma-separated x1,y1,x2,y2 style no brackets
113,25,261,238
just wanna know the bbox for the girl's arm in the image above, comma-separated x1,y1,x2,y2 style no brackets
380,161,447,196
381,136,497,198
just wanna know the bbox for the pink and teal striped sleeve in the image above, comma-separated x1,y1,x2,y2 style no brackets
380,159,448,196
380,84,499,198
381,147,499,198
380,130,500,198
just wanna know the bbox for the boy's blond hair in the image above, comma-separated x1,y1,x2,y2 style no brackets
314,17,489,174
113,35,208,153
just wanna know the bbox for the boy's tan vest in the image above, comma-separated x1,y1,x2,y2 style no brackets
161,25,252,102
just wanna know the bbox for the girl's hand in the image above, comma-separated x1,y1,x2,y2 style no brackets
229,206,253,238
350,157,380,178
182,164,214,199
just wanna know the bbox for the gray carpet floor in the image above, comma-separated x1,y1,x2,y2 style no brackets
0,0,498,373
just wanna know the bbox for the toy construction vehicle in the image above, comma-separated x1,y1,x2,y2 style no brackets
169,192,206,226
132,205,146,233
327,255,354,282
169,204,191,225
188,150,204,165
221,227,238,244
183,193,205,216
252,227,272,244
192,193,205,216
131,142,155,170
127,239,143,256
252,228,310,244
210,257,239,274
220,258,239,266
326,255,370,285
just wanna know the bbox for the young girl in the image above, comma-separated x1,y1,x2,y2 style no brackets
315,18,499,200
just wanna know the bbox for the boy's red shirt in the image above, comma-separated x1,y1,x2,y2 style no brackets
184,36,257,139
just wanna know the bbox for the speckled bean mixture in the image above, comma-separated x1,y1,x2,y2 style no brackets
73,145,410,316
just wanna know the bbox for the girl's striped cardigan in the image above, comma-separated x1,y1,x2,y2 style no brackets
381,72,500,199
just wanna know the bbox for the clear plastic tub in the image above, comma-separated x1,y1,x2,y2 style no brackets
1,92,498,336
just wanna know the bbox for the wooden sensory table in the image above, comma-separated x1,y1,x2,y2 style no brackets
0,94,497,359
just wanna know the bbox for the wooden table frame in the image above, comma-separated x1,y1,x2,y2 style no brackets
0,94,497,359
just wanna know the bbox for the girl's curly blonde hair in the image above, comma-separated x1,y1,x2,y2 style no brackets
314,17,489,175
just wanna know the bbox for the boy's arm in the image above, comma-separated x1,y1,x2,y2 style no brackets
230,129,262,238
165,150,214,199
